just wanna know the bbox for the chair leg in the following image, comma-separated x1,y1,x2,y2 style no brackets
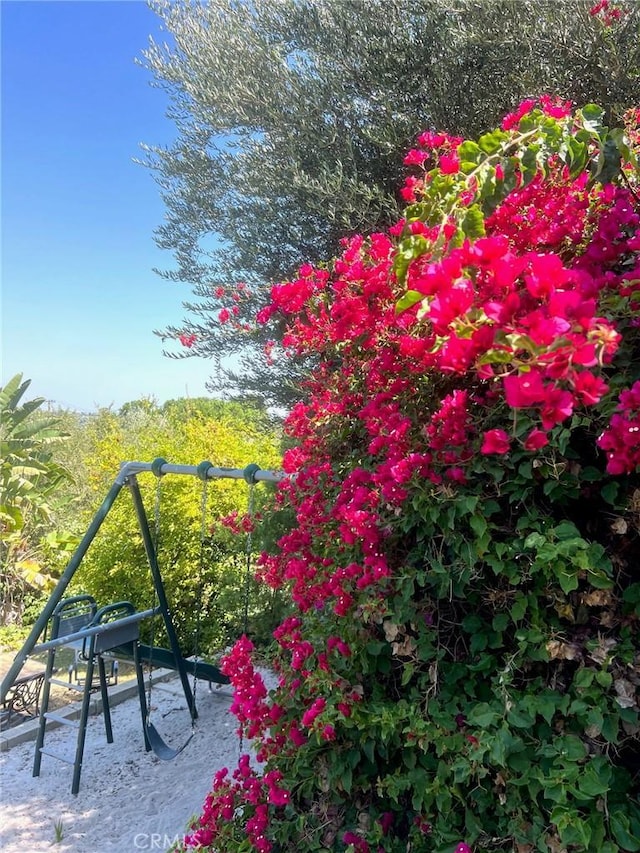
97,656,113,744
33,649,56,778
72,647,95,795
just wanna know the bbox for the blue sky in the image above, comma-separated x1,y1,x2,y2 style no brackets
2,0,218,411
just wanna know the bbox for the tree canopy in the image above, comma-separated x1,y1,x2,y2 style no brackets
142,0,640,405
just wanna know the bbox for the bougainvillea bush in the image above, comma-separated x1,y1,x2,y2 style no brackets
180,99,640,853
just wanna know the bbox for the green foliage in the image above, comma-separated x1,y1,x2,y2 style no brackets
0,374,75,622
176,105,640,852
0,622,30,652
73,398,284,653
142,0,639,405
364,472,640,851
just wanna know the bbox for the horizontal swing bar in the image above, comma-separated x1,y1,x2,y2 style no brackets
116,460,286,486
32,608,160,653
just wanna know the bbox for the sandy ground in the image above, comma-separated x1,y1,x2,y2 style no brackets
0,676,257,853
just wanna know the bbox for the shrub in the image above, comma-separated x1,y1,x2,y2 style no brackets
181,100,640,853
0,374,75,623
73,400,283,653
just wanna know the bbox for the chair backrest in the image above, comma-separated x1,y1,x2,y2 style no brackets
50,595,98,641
88,601,139,655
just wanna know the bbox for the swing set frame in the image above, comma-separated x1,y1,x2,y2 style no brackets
0,459,284,717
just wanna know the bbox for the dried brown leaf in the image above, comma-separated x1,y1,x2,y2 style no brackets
622,719,640,737
554,602,575,622
611,517,628,535
589,637,618,665
546,831,568,853
392,636,416,657
599,611,618,628
546,640,580,660
383,621,401,642
581,590,614,607
613,678,638,709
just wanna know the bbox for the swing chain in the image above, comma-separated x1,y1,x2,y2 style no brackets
191,472,213,725
242,482,256,637
146,471,164,724
142,459,196,759
237,475,258,757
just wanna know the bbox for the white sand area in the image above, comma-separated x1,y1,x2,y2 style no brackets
0,676,251,853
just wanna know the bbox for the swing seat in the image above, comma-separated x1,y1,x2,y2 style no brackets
145,721,193,760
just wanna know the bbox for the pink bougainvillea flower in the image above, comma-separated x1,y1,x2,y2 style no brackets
301,697,326,727
572,371,609,406
539,94,573,119
455,844,472,853
400,174,421,202
524,252,570,298
343,832,370,853
439,152,460,174
481,429,511,455
404,148,428,167
589,0,626,21
379,812,394,835
503,370,547,408
540,387,574,429
417,130,446,148
597,381,640,474
413,816,432,834
523,428,549,451
289,724,307,746
256,304,276,324
502,98,537,130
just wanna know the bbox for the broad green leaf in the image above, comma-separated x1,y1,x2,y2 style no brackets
553,521,581,540
580,103,606,135
577,761,612,798
478,130,508,155
460,204,486,239
458,140,482,160
601,482,619,505
470,513,488,538
558,563,579,593
510,595,527,622
592,137,623,184
611,810,640,852
395,290,424,314
467,702,498,727
555,810,592,849
524,532,546,549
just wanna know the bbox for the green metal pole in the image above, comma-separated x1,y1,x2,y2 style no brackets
127,475,196,720
0,476,126,705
